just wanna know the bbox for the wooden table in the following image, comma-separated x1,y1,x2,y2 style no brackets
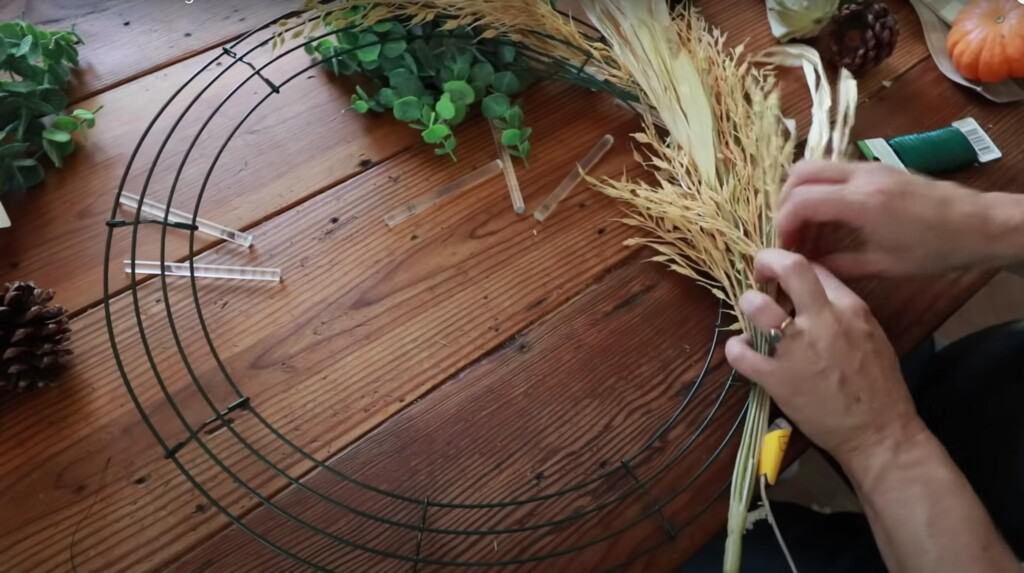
1,2,1020,571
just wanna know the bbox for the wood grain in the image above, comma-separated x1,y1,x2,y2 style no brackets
169,256,743,573
2,2,1022,572
171,42,1024,573
167,255,999,573
0,83,644,572
0,0,301,102
0,32,420,313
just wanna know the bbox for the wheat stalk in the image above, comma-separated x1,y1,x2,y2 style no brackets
582,2,856,572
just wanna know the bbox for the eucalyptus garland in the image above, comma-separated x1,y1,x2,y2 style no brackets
304,5,534,161
0,21,99,193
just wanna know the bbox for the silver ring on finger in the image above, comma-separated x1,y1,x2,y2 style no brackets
768,316,794,346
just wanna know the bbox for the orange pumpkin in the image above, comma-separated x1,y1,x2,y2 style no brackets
947,0,1024,83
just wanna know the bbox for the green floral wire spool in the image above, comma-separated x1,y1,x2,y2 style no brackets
887,126,980,174
858,118,1003,174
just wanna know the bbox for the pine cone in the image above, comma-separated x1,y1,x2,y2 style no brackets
827,1,899,75
0,282,72,392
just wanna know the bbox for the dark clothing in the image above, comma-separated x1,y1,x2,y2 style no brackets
682,321,1024,572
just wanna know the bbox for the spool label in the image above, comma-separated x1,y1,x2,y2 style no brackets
951,118,1002,164
857,138,909,171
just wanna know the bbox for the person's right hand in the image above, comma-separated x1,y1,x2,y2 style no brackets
724,249,925,467
777,160,1017,277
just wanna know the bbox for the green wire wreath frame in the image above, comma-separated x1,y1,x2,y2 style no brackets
102,7,749,570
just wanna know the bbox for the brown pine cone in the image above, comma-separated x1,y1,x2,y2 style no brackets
827,1,899,75
0,282,73,392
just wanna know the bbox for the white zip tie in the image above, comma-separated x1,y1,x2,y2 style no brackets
124,260,281,282
119,193,254,247
490,123,526,215
384,160,503,227
534,134,614,222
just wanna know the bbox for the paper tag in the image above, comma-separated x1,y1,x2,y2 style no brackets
952,118,1003,163
0,199,10,229
857,138,909,170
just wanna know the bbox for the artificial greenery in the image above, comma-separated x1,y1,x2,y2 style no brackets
305,7,534,161
0,21,99,193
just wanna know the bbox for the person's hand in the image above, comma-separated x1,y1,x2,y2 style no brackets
777,160,1013,277
724,249,926,467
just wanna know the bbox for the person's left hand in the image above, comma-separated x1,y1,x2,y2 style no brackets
724,249,924,469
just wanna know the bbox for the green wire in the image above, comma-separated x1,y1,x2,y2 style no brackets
887,125,979,174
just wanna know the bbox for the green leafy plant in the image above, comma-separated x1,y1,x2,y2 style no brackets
0,21,99,192
306,7,534,161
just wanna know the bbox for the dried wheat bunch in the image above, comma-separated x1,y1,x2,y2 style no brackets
582,2,856,572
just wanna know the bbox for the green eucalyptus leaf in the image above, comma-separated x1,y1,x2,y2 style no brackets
442,80,475,105
393,96,422,122
450,102,468,126
388,68,424,97
505,105,524,128
2,80,37,94
386,23,407,38
0,143,30,158
496,44,516,64
482,93,510,119
35,86,67,113
42,138,62,167
420,107,434,126
52,115,78,132
372,21,394,33
517,140,532,158
435,93,456,121
337,30,360,48
382,39,406,58
71,108,95,125
351,98,370,114
492,71,522,95
470,62,494,86
42,127,71,143
401,52,418,75
376,87,396,107
355,32,381,62
13,157,44,187
14,35,32,57
314,39,333,58
501,128,522,147
421,123,451,144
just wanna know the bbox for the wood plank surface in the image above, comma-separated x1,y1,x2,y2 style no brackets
0,0,301,102
1,1,1022,572
0,83,644,572
170,31,1024,573
0,30,420,313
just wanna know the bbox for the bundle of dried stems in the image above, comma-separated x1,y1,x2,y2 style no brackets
281,1,857,571
583,2,856,571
